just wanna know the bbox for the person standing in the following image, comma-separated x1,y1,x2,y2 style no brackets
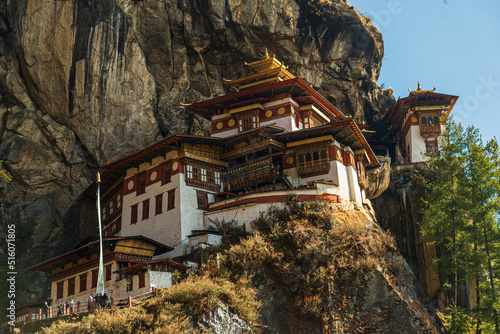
88,294,94,312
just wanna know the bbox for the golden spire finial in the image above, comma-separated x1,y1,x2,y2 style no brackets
408,82,437,95
264,48,270,59
97,172,101,184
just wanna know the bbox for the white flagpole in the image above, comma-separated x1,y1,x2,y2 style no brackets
96,172,105,296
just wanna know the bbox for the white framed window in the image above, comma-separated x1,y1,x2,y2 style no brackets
201,168,207,182
186,165,193,179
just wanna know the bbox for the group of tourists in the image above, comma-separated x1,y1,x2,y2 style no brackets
55,299,75,315
88,293,110,311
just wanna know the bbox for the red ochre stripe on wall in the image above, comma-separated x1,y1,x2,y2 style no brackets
209,193,340,212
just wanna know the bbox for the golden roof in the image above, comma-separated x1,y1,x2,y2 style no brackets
224,49,295,90
408,82,436,96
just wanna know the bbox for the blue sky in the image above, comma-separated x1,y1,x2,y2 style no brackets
350,0,500,141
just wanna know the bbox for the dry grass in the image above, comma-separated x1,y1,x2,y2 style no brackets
42,201,395,334
41,305,188,334
205,201,397,333
158,274,260,327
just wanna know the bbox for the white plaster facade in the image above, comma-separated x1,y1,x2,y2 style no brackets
120,174,183,255
188,233,223,253
121,163,221,257
403,124,446,163
404,126,428,163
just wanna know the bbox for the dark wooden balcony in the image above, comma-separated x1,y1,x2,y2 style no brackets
224,157,276,191
297,158,330,177
420,125,441,136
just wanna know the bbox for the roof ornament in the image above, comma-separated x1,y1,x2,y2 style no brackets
265,48,270,59
408,82,436,95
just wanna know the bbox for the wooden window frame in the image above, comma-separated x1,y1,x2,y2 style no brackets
67,277,75,296
139,272,146,289
137,173,146,195
57,281,64,300
161,163,171,185
196,190,208,210
186,164,193,179
131,204,138,225
91,270,98,288
142,199,150,220
426,140,438,153
79,273,87,293
168,189,175,211
155,193,163,215
238,113,259,132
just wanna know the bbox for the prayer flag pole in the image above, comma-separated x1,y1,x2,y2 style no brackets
96,172,105,296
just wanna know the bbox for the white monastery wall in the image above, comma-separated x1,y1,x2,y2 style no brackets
188,234,222,251
406,125,428,162
334,160,352,201
261,115,296,132
149,271,173,289
212,128,239,138
120,174,182,252
346,164,362,203
206,200,286,231
177,175,209,257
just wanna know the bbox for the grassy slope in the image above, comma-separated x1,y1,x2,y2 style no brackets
39,200,434,334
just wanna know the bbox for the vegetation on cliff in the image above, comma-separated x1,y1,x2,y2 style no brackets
421,120,500,333
41,200,443,334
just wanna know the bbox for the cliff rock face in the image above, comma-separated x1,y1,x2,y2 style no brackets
372,164,442,303
0,0,394,304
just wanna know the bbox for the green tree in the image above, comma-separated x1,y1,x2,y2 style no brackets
422,121,500,333
421,120,469,305
461,127,500,333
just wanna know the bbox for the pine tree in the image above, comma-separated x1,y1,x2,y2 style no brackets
462,127,500,333
421,120,469,306
422,121,500,333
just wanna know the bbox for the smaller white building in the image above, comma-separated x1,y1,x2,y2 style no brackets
29,236,186,310
384,83,458,163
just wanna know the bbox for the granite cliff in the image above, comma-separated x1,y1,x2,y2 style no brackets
0,0,405,329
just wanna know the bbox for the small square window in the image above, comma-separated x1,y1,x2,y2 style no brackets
139,273,145,289
155,194,163,215
57,281,64,300
168,189,175,211
142,199,150,220
79,274,87,293
68,277,75,296
137,174,146,195
131,204,138,224
196,190,208,210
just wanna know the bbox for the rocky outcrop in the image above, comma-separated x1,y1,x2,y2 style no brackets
0,0,394,305
236,202,444,333
365,155,391,199
197,303,253,334
372,164,442,303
